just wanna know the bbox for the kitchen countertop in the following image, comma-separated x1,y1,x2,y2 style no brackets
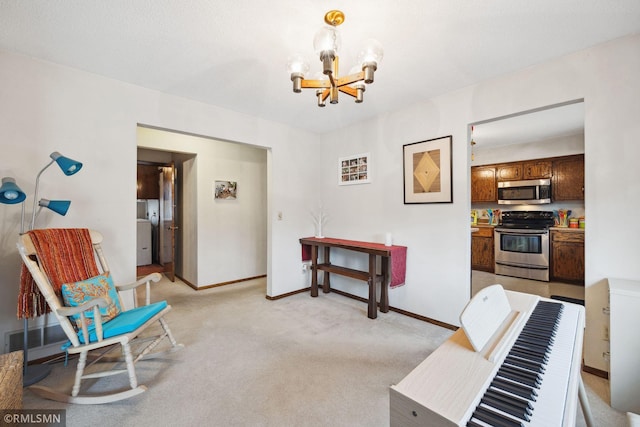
549,227,585,232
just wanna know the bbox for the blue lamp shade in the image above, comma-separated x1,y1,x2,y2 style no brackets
0,177,27,204
39,199,71,216
50,152,83,176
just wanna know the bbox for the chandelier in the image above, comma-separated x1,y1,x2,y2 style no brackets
286,10,383,107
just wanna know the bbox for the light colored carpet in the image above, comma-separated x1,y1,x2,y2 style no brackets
22,276,626,426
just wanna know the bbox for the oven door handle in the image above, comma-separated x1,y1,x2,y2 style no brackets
495,228,549,235
495,261,549,270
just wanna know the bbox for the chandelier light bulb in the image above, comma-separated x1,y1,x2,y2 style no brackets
358,39,384,84
286,54,310,75
357,39,384,64
286,54,310,93
314,26,342,74
313,26,342,57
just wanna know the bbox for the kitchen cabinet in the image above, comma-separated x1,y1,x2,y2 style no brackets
552,154,584,201
550,229,584,284
137,164,160,200
522,159,552,179
496,159,552,181
495,163,522,181
471,166,496,202
471,226,494,273
608,278,640,413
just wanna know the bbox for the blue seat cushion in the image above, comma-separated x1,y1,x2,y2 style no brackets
77,300,168,344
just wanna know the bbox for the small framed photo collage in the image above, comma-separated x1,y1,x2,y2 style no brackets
338,153,370,185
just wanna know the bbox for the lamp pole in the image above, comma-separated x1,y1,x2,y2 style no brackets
0,151,83,386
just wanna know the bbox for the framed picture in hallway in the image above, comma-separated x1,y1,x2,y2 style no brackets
338,152,370,185
214,181,237,199
403,135,452,204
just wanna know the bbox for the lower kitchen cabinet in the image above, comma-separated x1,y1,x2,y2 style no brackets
550,229,584,284
471,226,494,273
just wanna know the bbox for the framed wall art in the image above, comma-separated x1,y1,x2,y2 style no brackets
338,153,370,185
214,180,237,199
403,136,453,204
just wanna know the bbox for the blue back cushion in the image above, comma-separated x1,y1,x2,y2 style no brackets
61,273,122,330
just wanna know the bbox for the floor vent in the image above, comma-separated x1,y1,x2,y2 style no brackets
5,324,67,353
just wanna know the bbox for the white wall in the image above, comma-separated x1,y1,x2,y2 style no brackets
0,49,321,358
137,127,268,287
317,34,640,372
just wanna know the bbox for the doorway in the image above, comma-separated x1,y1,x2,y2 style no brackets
136,125,268,289
136,158,179,280
469,101,585,302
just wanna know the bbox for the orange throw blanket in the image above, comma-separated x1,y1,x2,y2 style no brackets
18,228,100,319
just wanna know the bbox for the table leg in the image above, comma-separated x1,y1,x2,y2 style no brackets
368,254,377,319
310,245,318,297
380,256,389,313
323,247,331,293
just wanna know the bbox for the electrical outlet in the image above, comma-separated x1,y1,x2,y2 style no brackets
302,263,308,273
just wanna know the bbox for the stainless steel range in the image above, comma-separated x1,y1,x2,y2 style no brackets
494,211,555,281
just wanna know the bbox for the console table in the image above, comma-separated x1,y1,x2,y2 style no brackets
300,237,407,319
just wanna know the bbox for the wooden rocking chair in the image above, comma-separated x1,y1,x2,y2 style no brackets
17,229,183,404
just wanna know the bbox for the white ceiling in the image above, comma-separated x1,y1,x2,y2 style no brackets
1,1,639,135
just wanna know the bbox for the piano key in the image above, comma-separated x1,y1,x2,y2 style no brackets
505,355,545,373
499,364,542,385
485,388,533,412
511,343,549,359
518,337,549,353
496,368,540,389
472,405,524,427
481,395,531,421
519,329,554,340
509,348,548,365
491,377,538,401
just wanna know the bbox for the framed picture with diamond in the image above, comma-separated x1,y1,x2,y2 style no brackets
338,153,370,185
403,136,452,204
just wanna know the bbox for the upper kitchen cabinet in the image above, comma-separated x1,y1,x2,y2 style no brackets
552,154,584,201
495,163,522,181
496,160,552,181
471,166,497,202
137,164,160,200
522,160,552,179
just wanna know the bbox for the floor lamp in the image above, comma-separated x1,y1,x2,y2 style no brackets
0,151,83,386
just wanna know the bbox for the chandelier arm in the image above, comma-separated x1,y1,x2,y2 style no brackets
320,89,331,102
338,86,358,98
336,71,366,87
301,80,331,89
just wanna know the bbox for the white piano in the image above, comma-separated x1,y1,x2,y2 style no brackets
390,285,594,427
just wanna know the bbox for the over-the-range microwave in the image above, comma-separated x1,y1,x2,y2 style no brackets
497,178,551,204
